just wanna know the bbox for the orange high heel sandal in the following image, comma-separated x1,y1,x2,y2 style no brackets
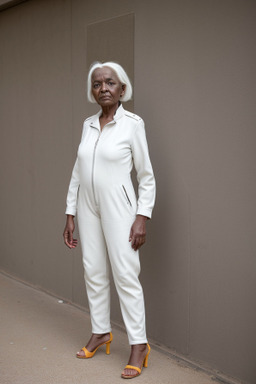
121,343,151,379
76,332,113,359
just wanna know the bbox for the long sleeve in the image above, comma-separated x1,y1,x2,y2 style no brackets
65,157,80,216
131,119,156,218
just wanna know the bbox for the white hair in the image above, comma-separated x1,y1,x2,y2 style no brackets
87,61,133,103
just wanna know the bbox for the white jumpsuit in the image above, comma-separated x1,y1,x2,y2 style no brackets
65,104,156,345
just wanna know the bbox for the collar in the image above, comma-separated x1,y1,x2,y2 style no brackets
89,104,125,130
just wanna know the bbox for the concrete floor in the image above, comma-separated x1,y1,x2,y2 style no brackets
0,272,227,384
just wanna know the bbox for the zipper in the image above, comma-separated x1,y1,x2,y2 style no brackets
122,185,132,206
92,133,101,205
91,121,113,206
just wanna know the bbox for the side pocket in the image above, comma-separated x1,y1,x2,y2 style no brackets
122,185,132,207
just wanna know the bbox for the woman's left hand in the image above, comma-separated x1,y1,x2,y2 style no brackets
129,215,148,251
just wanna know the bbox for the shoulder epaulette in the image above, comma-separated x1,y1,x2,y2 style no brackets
124,111,142,121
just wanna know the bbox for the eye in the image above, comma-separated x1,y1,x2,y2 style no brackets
93,83,100,89
108,81,115,86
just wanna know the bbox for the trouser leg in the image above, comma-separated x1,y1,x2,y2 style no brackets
102,218,147,345
77,214,111,334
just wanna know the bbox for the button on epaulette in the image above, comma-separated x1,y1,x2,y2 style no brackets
124,111,142,121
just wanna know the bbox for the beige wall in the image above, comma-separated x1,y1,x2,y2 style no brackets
1,1,256,383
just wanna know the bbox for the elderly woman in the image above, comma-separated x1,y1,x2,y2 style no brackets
63,61,155,379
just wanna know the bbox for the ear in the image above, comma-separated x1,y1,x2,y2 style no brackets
120,84,126,97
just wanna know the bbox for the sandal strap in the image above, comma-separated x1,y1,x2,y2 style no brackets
81,347,92,357
125,365,141,374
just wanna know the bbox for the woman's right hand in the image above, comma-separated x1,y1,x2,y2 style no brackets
63,215,78,249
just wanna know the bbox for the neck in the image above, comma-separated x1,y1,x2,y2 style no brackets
100,102,120,119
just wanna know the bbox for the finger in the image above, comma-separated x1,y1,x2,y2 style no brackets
63,233,70,247
64,241,72,249
134,236,145,251
64,232,77,249
69,238,78,248
129,228,133,242
64,237,73,248
65,241,77,249
71,239,78,247
63,232,71,245
132,236,140,251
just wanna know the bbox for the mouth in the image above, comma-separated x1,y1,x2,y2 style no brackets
100,95,111,100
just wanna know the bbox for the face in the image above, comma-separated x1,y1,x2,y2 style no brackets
91,67,125,108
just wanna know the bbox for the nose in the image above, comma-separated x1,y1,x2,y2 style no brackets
100,82,108,92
